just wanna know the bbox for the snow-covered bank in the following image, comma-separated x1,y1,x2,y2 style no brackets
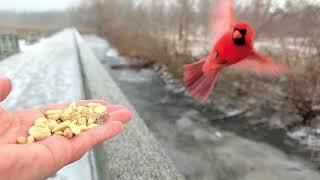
83,35,119,59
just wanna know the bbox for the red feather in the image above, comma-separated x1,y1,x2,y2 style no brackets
210,0,236,45
184,60,219,101
231,50,288,76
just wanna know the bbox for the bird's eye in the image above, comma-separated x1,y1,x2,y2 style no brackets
212,51,219,60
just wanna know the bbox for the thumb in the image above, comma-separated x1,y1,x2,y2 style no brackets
0,77,12,102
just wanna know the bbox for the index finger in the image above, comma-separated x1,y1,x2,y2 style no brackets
0,76,12,102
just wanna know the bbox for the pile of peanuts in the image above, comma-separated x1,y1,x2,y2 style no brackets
16,102,108,144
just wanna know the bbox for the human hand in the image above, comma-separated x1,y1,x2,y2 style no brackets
0,77,132,180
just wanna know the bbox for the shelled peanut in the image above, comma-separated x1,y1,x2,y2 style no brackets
16,102,108,144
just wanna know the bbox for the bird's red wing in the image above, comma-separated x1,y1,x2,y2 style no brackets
210,0,237,45
231,50,289,76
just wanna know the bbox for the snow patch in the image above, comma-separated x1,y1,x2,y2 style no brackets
82,34,119,58
215,131,223,138
287,127,311,140
176,117,194,131
117,69,153,83
287,127,320,153
105,49,119,58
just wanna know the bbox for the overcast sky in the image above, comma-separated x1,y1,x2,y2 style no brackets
0,0,318,12
0,0,82,12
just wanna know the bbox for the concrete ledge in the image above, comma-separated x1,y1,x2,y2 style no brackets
74,30,184,180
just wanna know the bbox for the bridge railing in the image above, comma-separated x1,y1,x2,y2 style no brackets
73,30,184,180
0,32,20,59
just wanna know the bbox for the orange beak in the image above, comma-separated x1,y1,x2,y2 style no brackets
233,30,242,39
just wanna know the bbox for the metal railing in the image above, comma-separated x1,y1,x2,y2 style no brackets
0,32,20,59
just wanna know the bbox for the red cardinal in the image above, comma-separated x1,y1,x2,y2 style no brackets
184,0,288,101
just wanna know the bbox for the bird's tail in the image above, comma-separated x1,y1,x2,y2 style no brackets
184,59,220,101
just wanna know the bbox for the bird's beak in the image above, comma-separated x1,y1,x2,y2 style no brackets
233,30,242,39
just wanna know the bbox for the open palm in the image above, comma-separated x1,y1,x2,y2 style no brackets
0,77,132,180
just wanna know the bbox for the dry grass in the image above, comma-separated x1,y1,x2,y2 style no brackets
0,24,98,38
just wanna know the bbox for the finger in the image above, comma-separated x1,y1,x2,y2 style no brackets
108,106,132,124
40,99,109,112
69,121,124,162
0,76,12,102
108,105,125,112
0,77,11,114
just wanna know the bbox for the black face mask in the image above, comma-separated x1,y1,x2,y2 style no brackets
233,29,247,46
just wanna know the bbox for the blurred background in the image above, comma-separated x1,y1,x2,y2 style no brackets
1,0,320,179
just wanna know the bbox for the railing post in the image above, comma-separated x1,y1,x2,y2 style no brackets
0,32,20,59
